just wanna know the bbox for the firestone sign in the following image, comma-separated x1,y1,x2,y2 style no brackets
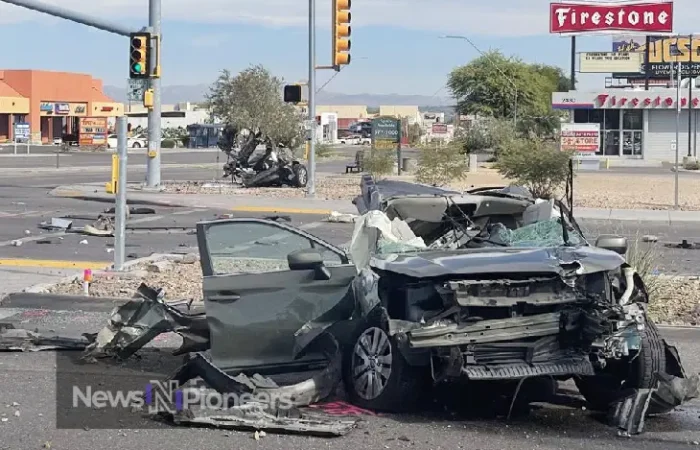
552,91,700,109
549,1,674,34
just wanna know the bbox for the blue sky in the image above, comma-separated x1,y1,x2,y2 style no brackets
0,0,697,100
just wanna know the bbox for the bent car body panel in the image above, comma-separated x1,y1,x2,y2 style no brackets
371,245,625,278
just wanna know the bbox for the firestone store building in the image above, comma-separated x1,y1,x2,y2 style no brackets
0,69,123,143
552,88,699,161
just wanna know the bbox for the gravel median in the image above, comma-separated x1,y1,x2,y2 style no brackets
161,170,700,211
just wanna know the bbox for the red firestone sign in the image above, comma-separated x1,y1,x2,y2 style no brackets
549,1,673,34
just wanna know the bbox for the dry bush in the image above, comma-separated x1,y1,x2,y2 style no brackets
415,141,469,186
494,137,573,199
363,148,396,179
625,233,661,299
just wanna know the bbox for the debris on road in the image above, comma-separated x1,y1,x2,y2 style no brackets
0,324,88,352
642,235,659,243
38,217,72,231
83,215,114,237
103,206,156,215
325,211,358,223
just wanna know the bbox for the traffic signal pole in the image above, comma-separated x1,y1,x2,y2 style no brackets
0,0,162,187
0,0,136,36
307,0,317,198
147,0,162,187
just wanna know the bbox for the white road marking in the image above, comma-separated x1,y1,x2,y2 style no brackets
171,209,205,216
128,215,164,225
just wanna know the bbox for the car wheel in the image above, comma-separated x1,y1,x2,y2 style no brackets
132,142,141,148
292,163,308,188
343,322,427,412
575,320,667,413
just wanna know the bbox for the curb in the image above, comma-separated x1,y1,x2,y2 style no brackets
0,293,127,312
52,192,182,208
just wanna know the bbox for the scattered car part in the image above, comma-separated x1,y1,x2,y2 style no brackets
0,324,88,352
82,283,209,360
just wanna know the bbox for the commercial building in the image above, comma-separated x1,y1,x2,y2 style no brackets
0,70,123,143
125,102,212,130
552,83,699,161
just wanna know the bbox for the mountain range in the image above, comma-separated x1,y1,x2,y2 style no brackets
103,83,453,108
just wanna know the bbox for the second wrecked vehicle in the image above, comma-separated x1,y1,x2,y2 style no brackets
88,176,698,429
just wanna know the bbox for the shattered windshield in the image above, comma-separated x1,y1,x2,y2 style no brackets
368,198,586,257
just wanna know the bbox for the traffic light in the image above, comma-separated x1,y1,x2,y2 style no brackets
332,0,351,70
283,84,302,103
129,32,151,79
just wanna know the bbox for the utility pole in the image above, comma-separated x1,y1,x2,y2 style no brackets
0,0,162,187
689,36,694,158
114,116,128,270
307,0,317,197
146,0,162,187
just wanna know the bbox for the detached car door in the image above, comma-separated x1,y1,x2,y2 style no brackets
197,218,357,374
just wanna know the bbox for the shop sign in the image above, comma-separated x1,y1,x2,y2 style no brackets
78,117,108,145
101,106,114,112
597,93,700,108
55,103,70,114
560,123,600,154
74,105,86,114
432,123,448,134
550,1,673,35
612,35,700,78
579,52,644,73
39,103,53,112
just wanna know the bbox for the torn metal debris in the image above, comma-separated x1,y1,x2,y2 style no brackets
0,324,88,352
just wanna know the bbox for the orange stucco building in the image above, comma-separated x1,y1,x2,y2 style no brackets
0,70,123,143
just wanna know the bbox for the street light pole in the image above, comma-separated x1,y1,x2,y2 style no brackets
440,35,518,127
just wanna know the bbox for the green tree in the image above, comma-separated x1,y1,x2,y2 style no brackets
447,52,567,136
494,137,573,199
206,65,304,149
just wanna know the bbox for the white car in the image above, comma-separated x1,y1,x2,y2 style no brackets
107,134,147,149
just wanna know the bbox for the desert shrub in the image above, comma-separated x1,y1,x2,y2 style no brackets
161,139,177,148
626,235,661,299
363,148,395,179
494,137,573,199
415,141,469,186
314,142,334,159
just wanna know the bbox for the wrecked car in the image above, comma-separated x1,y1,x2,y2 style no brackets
218,126,308,188
86,176,698,429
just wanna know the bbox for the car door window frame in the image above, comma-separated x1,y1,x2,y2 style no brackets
196,218,350,277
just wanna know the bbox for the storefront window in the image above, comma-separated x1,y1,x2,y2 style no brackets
573,109,620,155
623,110,643,130
622,110,643,156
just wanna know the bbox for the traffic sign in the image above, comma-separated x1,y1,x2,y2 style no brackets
127,78,148,102
14,122,30,141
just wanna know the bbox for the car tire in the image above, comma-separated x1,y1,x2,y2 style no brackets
292,163,308,188
132,142,141,148
575,320,666,413
342,319,427,412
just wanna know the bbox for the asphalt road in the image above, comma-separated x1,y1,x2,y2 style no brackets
0,300,697,450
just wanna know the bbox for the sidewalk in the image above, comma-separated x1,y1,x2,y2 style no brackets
49,182,700,221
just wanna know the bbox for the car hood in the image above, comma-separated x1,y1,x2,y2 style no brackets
369,245,625,279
